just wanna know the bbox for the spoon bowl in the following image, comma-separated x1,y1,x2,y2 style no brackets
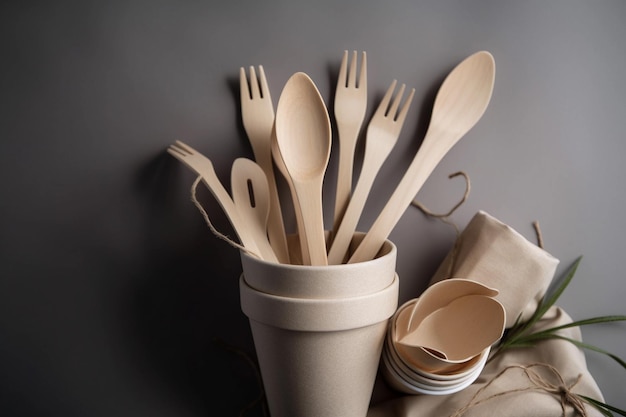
275,72,332,265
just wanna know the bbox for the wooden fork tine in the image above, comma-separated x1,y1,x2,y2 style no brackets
375,79,397,116
257,65,270,99
168,141,190,156
395,88,416,125
358,51,367,88
239,67,249,101
387,83,406,119
174,140,195,154
348,50,358,88
338,50,348,88
248,66,260,99
167,146,186,158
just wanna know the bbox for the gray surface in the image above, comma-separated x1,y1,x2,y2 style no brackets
1,1,625,415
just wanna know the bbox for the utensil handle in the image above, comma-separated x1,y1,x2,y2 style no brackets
197,164,264,258
295,180,328,266
348,136,444,263
256,150,290,263
332,124,358,234
327,143,387,264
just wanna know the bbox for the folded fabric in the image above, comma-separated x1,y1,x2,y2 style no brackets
368,210,605,416
429,210,560,328
368,306,605,417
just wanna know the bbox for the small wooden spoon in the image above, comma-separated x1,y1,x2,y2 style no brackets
231,158,278,263
350,51,496,263
275,72,331,265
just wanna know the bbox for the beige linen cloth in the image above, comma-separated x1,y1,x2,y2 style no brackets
368,211,605,417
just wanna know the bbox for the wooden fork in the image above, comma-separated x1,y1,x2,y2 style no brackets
168,140,277,262
332,51,368,237
327,80,415,264
240,66,290,263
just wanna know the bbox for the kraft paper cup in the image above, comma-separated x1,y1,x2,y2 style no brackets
240,274,399,417
240,233,397,299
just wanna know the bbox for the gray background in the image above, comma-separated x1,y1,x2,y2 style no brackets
1,0,625,415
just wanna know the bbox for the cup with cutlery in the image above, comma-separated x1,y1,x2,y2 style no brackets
168,50,496,417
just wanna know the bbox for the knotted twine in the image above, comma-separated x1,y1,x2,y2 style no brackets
449,363,587,417
413,173,590,416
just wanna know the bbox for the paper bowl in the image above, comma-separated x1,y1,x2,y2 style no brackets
389,280,504,373
411,348,489,381
381,345,485,396
384,327,487,387
381,296,492,395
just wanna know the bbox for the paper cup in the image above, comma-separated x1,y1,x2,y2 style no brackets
240,274,399,417
240,233,397,299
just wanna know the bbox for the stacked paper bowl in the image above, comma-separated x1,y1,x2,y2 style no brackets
381,279,506,395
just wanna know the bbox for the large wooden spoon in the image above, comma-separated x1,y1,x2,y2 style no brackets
349,51,496,263
274,72,331,265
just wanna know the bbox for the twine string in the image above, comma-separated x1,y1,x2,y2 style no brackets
412,176,586,416
411,171,470,280
190,176,262,259
403,172,470,329
412,172,547,278
199,167,557,416
449,363,587,417
411,171,471,221
533,220,545,249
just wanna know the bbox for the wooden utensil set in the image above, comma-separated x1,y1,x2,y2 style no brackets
168,50,495,266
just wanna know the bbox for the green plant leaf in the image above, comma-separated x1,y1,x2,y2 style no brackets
530,256,582,330
489,255,626,414
519,315,626,339
499,340,537,349
580,395,626,416
499,256,583,350
541,335,626,369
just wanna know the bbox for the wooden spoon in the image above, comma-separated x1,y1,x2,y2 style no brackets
349,51,496,263
231,157,278,263
274,72,332,265
271,127,309,265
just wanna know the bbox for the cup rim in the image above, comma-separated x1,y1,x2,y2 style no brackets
240,274,399,331
240,233,396,270
240,233,398,299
